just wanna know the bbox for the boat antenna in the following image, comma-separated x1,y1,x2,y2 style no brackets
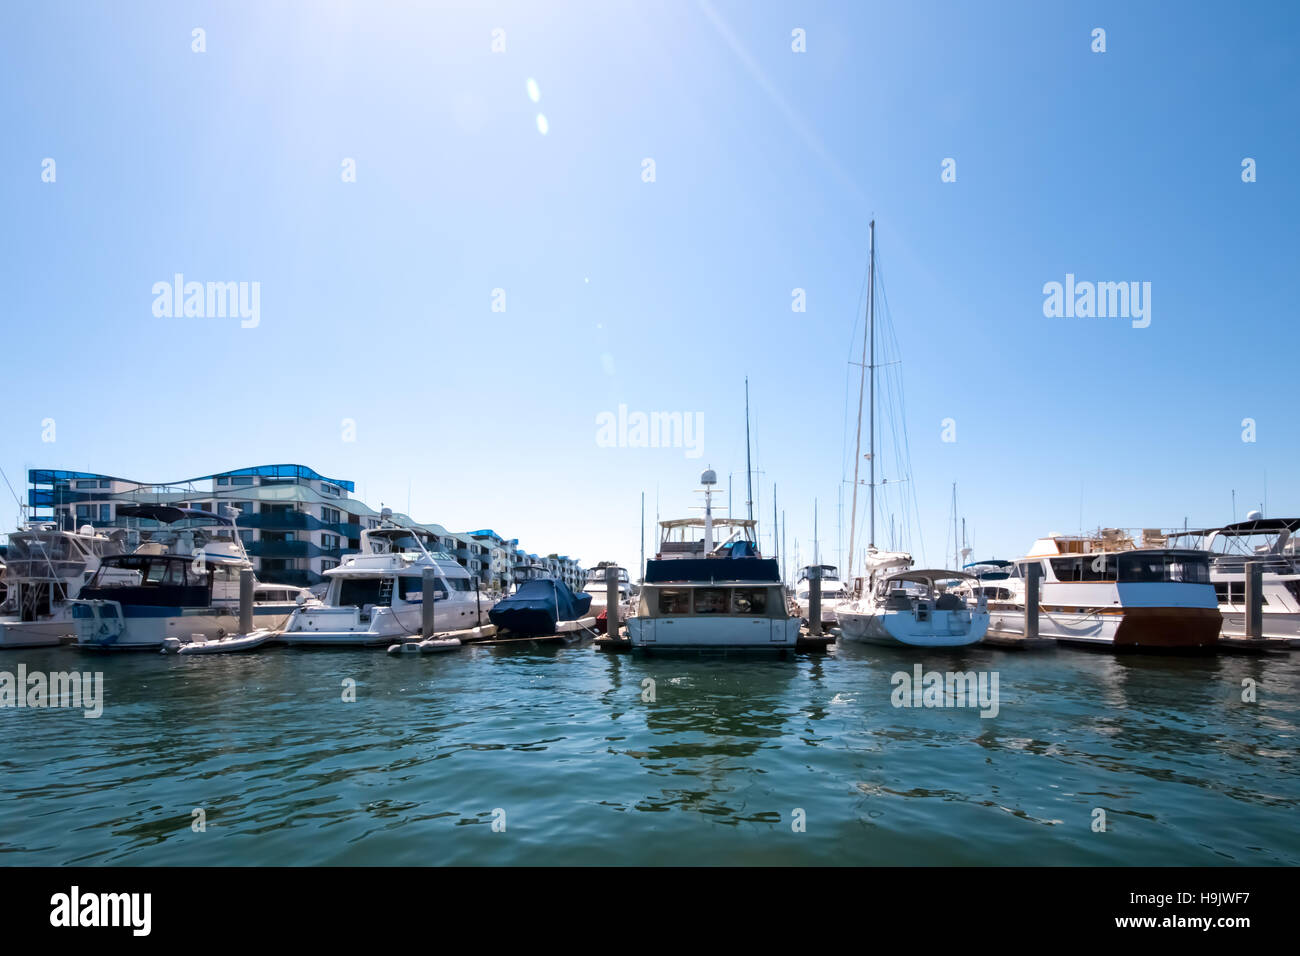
847,219,875,581
772,483,778,570
702,467,718,554
744,377,753,522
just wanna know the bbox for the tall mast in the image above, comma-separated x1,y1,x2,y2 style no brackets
847,219,875,581
744,377,754,522
868,220,876,550
814,498,819,565
640,491,645,582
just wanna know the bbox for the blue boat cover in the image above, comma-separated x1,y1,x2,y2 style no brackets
644,557,780,584
489,578,592,636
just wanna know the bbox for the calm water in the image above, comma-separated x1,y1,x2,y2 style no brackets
1,641,1297,865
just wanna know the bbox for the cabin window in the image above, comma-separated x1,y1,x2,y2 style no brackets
731,588,768,614
657,589,691,614
1215,581,1270,605
398,577,447,601
693,588,729,614
340,578,386,607
1116,553,1211,584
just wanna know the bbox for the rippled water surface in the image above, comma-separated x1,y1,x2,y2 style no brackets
2,642,1297,865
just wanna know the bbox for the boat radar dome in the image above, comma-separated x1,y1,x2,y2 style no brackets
79,524,95,536
701,467,717,486
381,507,393,521
1247,509,1263,521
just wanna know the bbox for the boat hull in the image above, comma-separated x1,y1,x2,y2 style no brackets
987,606,1220,651
627,615,800,650
73,604,288,651
838,607,988,647
0,616,77,648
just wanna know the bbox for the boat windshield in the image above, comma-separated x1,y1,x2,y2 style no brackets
1115,552,1211,584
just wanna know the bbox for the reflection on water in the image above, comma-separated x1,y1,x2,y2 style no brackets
1,641,1297,865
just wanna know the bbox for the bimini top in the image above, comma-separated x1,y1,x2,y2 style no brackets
882,569,976,586
1188,517,1300,536
117,504,235,526
659,517,757,529
644,557,780,584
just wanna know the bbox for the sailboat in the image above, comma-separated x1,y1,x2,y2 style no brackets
833,221,989,647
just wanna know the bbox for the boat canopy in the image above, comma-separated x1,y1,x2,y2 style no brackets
644,557,780,584
1182,517,1300,537
117,504,235,526
881,569,976,586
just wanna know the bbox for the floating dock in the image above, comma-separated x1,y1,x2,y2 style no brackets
982,630,1057,651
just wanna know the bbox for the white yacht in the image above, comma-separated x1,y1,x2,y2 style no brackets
837,550,989,647
279,511,492,646
626,469,801,652
984,530,1221,651
0,521,134,648
1166,515,1300,644
793,565,849,624
70,505,309,651
582,565,631,621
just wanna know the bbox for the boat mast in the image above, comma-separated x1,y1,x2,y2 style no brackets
745,377,754,522
847,219,875,582
868,220,876,551
772,484,779,574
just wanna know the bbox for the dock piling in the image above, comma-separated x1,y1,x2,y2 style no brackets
422,567,437,638
1024,562,1041,640
605,566,620,636
239,568,254,635
808,565,822,637
1246,560,1263,641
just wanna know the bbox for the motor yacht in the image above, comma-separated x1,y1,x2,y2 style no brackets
279,510,492,646
1167,515,1300,644
984,530,1220,651
70,505,308,650
626,469,801,651
0,521,134,648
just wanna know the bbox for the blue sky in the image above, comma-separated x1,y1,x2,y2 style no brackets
2,1,1297,575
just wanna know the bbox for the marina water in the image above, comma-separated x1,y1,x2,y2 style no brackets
3,643,1297,865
